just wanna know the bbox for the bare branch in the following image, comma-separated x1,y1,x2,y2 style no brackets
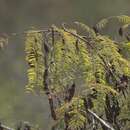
87,109,115,130
0,123,14,130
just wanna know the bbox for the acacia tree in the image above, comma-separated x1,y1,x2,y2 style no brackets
1,15,130,130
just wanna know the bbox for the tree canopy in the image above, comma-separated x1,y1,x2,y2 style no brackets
1,15,130,130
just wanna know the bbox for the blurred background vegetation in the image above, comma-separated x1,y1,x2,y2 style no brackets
0,0,130,129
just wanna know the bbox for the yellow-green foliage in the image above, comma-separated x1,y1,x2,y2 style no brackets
56,97,86,130
121,42,130,59
68,98,86,130
24,19,130,129
95,15,130,31
93,35,130,78
25,31,44,93
75,21,96,38
49,27,92,94
49,29,79,92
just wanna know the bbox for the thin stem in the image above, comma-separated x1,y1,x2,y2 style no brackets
87,109,115,130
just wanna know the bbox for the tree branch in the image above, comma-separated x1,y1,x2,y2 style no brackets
62,23,119,87
0,123,14,130
43,33,57,120
87,109,115,130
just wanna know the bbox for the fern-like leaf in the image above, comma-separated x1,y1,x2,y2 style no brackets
25,30,44,93
95,15,130,32
75,21,96,38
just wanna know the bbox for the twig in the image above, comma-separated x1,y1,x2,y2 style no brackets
62,23,119,87
62,23,94,49
10,29,50,37
87,109,115,130
0,123,14,130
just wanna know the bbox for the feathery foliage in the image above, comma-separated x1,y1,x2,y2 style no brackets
23,15,130,130
25,30,44,93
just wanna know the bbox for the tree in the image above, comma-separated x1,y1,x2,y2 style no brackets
1,15,130,130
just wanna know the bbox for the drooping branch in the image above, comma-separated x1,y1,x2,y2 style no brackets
43,32,57,120
22,20,130,130
62,23,121,88
62,23,94,49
